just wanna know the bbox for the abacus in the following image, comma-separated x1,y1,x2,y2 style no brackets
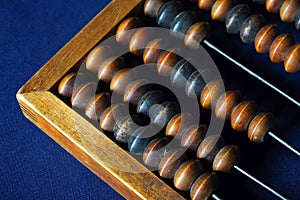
17,0,299,199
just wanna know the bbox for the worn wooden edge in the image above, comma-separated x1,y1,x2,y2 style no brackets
16,91,185,200
18,0,143,94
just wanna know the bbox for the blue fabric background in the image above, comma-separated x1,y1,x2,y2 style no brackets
1,0,299,199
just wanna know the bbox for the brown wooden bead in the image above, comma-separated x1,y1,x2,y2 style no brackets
190,172,219,200
144,0,167,18
198,0,217,11
116,17,141,45
85,92,111,120
123,79,152,106
248,112,273,143
181,124,207,152
269,34,294,63
71,82,97,109
110,68,137,94
213,145,240,173
174,159,204,191
197,135,225,162
98,56,126,83
158,148,188,179
266,0,284,13
157,49,181,76
280,0,300,22
284,44,300,73
143,137,170,168
231,101,258,132
86,45,112,72
58,72,76,97
166,113,194,138
143,39,166,64
200,80,224,110
215,90,242,120
211,0,237,22
184,22,211,49
129,28,153,56
99,104,127,132
255,24,280,53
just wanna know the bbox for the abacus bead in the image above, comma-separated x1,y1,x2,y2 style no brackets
114,115,142,143
86,45,112,72
248,112,273,143
58,72,76,97
186,69,211,98
280,0,300,22
215,90,242,120
110,68,137,94
225,4,252,35
190,172,219,200
166,113,194,138
170,11,198,39
266,0,284,13
157,49,181,76
143,137,170,168
150,101,180,127
240,15,266,43
116,17,141,45
181,124,207,152
174,159,204,191
198,0,216,11
71,82,97,109
143,39,166,64
295,10,300,31
124,79,152,106
200,80,223,110
129,28,152,56
144,0,167,18
269,34,294,63
185,22,211,49
85,92,111,120
254,24,280,53
98,56,126,83
211,0,237,22
284,44,300,73
212,145,240,173
99,104,127,132
231,101,258,132
137,90,166,115
170,59,195,88
158,148,188,179
197,135,225,162
157,0,183,28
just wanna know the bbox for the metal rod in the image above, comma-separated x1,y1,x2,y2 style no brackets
203,40,300,108
233,165,288,200
268,131,300,156
212,193,223,200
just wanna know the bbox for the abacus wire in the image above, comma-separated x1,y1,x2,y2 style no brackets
203,40,300,108
212,193,223,200
268,131,300,156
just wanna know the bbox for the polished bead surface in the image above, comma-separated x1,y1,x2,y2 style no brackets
280,0,300,22
143,137,170,168
215,90,242,120
157,49,181,76
248,112,273,143
71,82,97,109
129,28,153,56
123,79,152,106
213,145,240,173
186,69,211,98
185,22,211,49
295,10,300,31
98,56,126,83
143,39,166,64
181,124,207,152
170,59,195,88
86,45,112,72
174,159,204,191
157,0,183,28
211,0,237,22
114,115,142,143
231,101,258,132
190,172,219,200
198,0,216,11
116,17,141,45
58,72,76,97
225,4,252,35
158,148,188,179
240,15,266,43
166,113,194,138
137,90,166,116
110,68,137,94
99,104,127,132
255,24,280,53
85,92,111,120
150,101,180,128
269,34,294,63
144,0,167,18
200,80,224,110
266,0,284,13
170,11,198,39
284,44,300,73
197,135,225,162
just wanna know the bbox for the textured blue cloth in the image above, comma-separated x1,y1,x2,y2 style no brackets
1,0,299,199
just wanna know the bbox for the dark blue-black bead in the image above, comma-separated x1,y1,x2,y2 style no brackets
170,11,198,39
114,115,143,143
137,90,166,116
252,0,265,4
157,0,183,28
226,4,252,35
240,14,265,43
185,69,211,98
295,9,300,31
170,58,195,88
